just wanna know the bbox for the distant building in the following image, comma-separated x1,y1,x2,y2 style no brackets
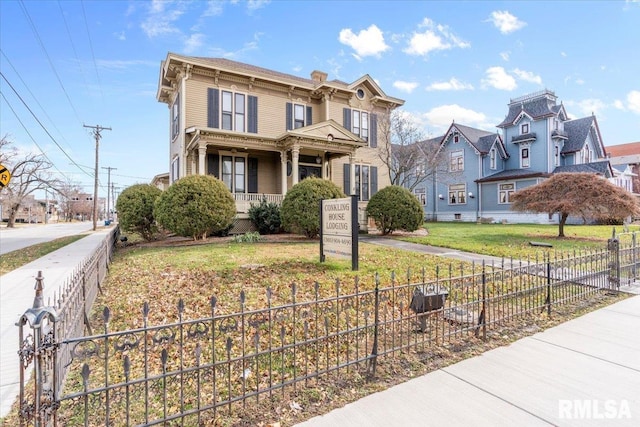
606,142,640,194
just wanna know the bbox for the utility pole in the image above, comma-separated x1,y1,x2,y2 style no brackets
102,166,117,220
84,124,111,231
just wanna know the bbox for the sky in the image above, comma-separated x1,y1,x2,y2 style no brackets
1,0,639,200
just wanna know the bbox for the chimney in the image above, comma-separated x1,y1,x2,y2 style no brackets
311,70,328,82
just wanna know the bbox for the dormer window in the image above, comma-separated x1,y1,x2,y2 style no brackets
490,148,497,170
453,132,459,143
521,123,529,134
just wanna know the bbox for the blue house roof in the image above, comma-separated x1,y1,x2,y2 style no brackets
475,169,550,183
553,160,613,177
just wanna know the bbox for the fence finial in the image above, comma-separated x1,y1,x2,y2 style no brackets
33,270,45,309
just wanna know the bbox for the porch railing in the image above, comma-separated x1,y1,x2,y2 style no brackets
233,193,284,213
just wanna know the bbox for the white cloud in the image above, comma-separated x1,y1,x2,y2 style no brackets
512,68,542,85
575,78,585,85
247,0,270,11
184,33,205,54
481,67,517,91
561,51,567,57
393,81,419,93
426,77,474,91
203,0,224,16
500,51,510,61
613,99,626,111
488,11,527,34
338,24,389,59
628,90,640,114
141,0,185,38
95,59,157,70
114,31,126,41
570,98,607,116
423,104,488,131
403,17,469,57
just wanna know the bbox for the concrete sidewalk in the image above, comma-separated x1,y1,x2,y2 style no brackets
297,295,640,426
0,227,114,417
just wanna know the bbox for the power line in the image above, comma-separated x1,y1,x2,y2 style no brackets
57,1,92,100
0,91,67,179
0,49,75,153
80,0,104,103
0,71,92,179
18,0,84,125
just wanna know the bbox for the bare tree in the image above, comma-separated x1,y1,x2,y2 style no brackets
377,109,445,191
511,173,640,237
52,177,85,222
0,135,60,227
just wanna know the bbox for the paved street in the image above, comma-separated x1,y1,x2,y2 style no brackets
0,221,94,255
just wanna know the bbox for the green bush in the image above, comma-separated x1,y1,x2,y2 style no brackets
115,184,162,241
154,175,236,240
281,178,345,238
233,231,262,243
366,185,424,235
248,197,281,234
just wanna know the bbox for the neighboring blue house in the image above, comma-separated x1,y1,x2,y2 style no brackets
418,89,613,223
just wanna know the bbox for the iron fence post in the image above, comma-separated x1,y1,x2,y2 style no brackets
368,273,380,377
546,259,552,316
17,271,59,427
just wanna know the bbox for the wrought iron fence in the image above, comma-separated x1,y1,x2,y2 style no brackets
17,228,118,426
16,233,635,426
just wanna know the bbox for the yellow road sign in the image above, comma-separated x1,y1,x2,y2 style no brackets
0,164,11,188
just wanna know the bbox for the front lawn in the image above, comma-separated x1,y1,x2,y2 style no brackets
401,222,636,259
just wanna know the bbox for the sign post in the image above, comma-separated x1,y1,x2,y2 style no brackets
320,195,358,271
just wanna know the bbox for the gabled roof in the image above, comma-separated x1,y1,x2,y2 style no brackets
561,116,605,157
553,160,613,178
441,123,501,155
497,90,560,128
279,119,363,145
415,135,444,155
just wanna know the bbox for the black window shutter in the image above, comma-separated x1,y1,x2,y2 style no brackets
248,96,258,133
371,166,378,195
343,163,351,195
207,154,219,178
306,106,312,126
248,158,258,193
207,88,219,128
286,102,292,131
343,108,351,131
370,113,378,148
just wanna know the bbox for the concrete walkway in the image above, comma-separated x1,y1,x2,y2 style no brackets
0,227,114,417
361,235,509,266
297,294,640,426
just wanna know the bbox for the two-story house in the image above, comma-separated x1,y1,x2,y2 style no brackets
606,142,640,195
426,90,612,223
156,53,404,232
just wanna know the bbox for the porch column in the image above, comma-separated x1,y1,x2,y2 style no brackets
349,153,356,196
198,146,206,175
292,144,300,186
190,154,196,176
280,150,288,195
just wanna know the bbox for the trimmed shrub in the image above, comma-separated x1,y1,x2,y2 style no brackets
248,196,281,234
115,184,162,241
154,175,236,240
366,185,424,235
281,178,345,238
